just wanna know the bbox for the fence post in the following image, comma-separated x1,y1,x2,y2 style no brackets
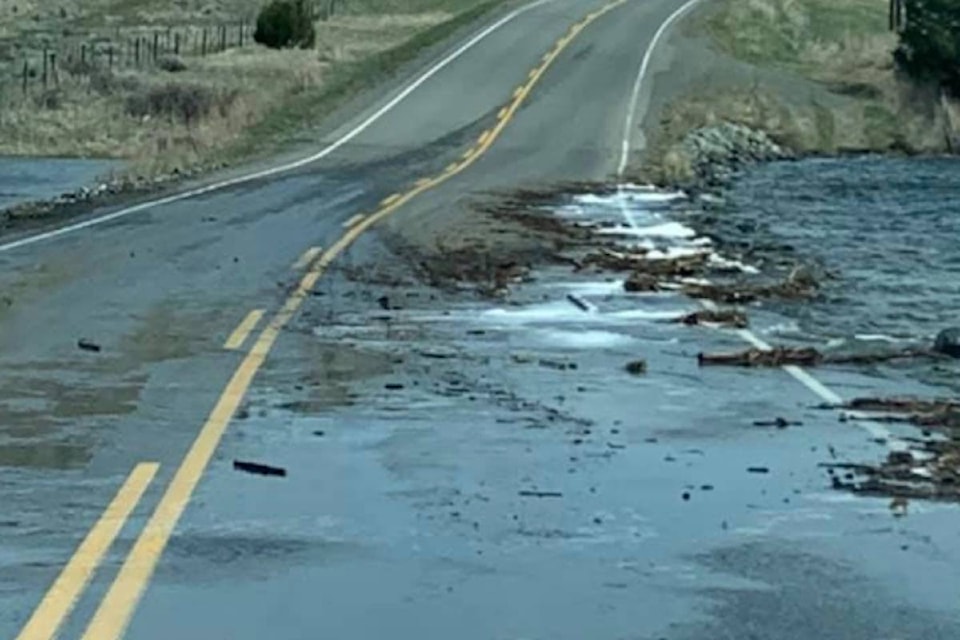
108,46,114,69
174,32,181,55
220,24,227,51
201,28,207,56
153,31,159,61
42,48,48,88
135,38,141,66
50,52,58,85
21,60,28,95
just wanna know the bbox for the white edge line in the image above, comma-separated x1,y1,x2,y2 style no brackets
612,0,902,448
0,0,553,255
616,0,703,178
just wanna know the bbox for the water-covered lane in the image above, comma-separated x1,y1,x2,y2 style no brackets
712,156,960,345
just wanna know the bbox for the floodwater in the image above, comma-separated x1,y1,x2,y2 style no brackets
708,156,960,344
0,157,120,210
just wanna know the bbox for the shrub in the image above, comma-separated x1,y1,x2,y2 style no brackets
125,83,235,125
895,0,960,96
157,55,188,73
34,88,62,110
254,0,316,50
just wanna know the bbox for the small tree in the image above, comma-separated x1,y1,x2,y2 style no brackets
895,0,960,96
254,0,316,50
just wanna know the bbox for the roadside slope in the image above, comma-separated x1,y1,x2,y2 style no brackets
631,0,959,186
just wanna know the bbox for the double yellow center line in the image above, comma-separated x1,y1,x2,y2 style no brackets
18,1,630,637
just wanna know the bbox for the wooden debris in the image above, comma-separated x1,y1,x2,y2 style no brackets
583,249,707,279
636,253,708,277
233,460,287,477
681,283,759,304
674,309,748,328
753,417,801,428
582,248,650,271
623,272,662,292
566,293,593,312
845,397,960,414
698,347,941,369
698,346,822,367
625,359,647,376
77,338,102,353
518,490,563,498
682,266,819,303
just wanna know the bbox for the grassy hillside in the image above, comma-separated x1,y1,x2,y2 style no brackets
0,0,499,179
640,0,956,184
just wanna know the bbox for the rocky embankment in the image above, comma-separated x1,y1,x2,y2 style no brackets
658,121,794,193
0,163,220,228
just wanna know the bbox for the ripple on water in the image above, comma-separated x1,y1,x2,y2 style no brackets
721,156,960,342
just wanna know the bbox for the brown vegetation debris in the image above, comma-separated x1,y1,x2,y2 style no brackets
674,308,748,328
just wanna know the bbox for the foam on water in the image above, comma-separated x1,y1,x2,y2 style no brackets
609,308,694,321
646,246,707,260
854,333,906,343
708,253,760,274
531,328,636,349
546,280,626,296
481,301,599,324
564,185,759,283
480,302,691,326
619,221,697,239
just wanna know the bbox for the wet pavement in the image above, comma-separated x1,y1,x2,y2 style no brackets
0,157,120,211
3,0,960,636
126,192,960,638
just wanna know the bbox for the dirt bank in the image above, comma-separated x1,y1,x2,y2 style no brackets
633,0,959,188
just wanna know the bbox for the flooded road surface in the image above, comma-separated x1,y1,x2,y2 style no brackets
691,156,960,396
0,157,119,211
3,0,960,631
701,157,960,344
119,189,960,639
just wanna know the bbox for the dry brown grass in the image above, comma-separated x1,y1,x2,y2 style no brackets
0,0,499,185
0,6,454,177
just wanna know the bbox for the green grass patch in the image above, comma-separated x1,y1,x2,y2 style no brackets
863,101,900,148
701,0,888,68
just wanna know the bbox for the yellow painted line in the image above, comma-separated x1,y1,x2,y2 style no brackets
222,309,265,351
414,177,432,188
462,147,478,160
380,193,402,207
477,129,492,146
513,85,524,99
291,246,322,271
528,67,539,80
78,1,630,637
444,162,460,173
498,106,509,120
341,213,367,229
16,463,158,640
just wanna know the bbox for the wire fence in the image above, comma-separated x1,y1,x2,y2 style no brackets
3,22,254,98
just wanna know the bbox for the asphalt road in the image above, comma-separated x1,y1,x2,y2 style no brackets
3,0,960,638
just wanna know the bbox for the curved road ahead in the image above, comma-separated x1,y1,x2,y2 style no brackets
4,0,960,638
